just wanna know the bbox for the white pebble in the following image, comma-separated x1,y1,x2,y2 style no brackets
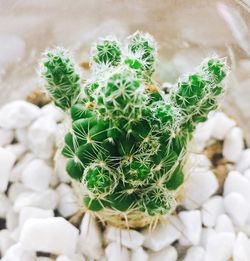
0,230,15,256
178,210,202,246
21,159,52,191
211,112,236,140
181,170,218,209
201,196,224,227
236,149,250,172
244,168,250,181
105,242,130,261
7,182,29,203
143,216,181,251
224,192,250,227
223,127,244,162
6,208,18,231
56,254,86,261
20,217,79,255
149,246,177,261
204,232,235,261
13,189,59,212
183,153,211,174
233,232,250,261
28,116,57,159
183,246,205,261
0,129,14,146
131,247,148,261
41,103,64,122
15,127,29,146
56,184,78,218
223,171,250,202
215,214,235,233
199,228,217,249
5,143,27,160
0,101,40,129
54,153,71,183
0,194,11,218
0,147,16,192
79,212,103,259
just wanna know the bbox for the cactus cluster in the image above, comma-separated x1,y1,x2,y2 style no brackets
41,32,228,227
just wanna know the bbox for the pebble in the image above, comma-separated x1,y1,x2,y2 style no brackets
183,246,205,261
0,129,14,146
7,182,29,203
105,226,144,250
13,189,59,212
131,247,148,261
199,228,217,249
183,153,211,174
28,116,57,159
5,143,27,160
0,194,11,218
181,170,218,209
6,208,18,231
20,217,79,255
233,232,250,261
41,103,64,122
178,210,202,246
56,254,86,261
211,112,236,140
56,184,78,218
0,147,16,192
201,196,224,227
0,101,40,129
21,159,52,191
15,127,29,146
54,153,71,183
143,216,181,251
79,212,103,259
215,214,235,233
0,230,15,256
235,149,250,172
105,242,130,261
149,246,177,261
223,127,244,162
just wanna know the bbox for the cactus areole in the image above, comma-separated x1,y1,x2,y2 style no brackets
41,32,228,228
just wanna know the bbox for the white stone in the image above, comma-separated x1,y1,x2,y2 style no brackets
1,242,36,261
0,230,15,256
178,210,202,246
13,189,59,212
236,149,250,172
131,247,148,261
233,232,250,261
15,127,29,146
149,246,177,261
143,216,181,251
223,127,244,162
0,193,11,218
223,171,250,202
204,232,235,261
6,208,18,231
183,246,205,261
0,147,16,192
211,112,236,140
41,103,64,122
20,217,79,255
54,153,71,183
28,116,57,159
56,184,78,218
5,143,27,160
7,182,29,203
19,207,54,227
244,169,250,181
0,129,14,146
0,101,40,129
199,228,217,249
183,153,211,174
181,170,218,209
79,212,103,259
56,254,86,261
21,159,52,191
105,242,130,261
36,258,52,261
224,192,250,227
215,214,235,233
201,196,224,227
105,226,144,250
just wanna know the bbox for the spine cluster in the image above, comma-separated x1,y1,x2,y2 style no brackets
41,32,228,225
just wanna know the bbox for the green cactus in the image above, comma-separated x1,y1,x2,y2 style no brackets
41,32,228,228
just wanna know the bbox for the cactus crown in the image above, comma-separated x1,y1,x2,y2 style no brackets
41,32,228,225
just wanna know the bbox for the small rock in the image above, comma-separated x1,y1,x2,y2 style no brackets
215,214,235,233
236,149,250,172
13,189,59,212
178,210,202,246
79,212,103,259
199,228,217,248
7,182,29,203
181,170,218,209
183,246,205,261
41,103,64,122
6,208,18,231
223,171,250,202
15,127,29,146
233,232,250,261
56,184,78,218
183,153,211,174
54,153,71,183
0,147,16,192
149,246,177,261
203,232,235,261
223,127,244,162
56,254,86,261
201,196,224,227
0,129,14,146
105,242,130,261
0,194,11,218
0,229,15,256
224,192,250,227
21,159,52,191
244,168,250,181
143,216,181,251
131,247,148,261
0,101,40,129
105,226,144,250
211,112,236,140
5,143,27,160
20,217,79,255
28,116,57,159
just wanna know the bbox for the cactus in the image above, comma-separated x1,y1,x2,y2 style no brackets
40,32,228,228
